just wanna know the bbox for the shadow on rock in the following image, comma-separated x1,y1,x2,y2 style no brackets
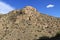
37,33,60,40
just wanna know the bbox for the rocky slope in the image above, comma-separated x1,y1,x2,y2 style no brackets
0,6,60,40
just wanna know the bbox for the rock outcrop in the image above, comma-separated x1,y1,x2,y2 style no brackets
0,6,60,40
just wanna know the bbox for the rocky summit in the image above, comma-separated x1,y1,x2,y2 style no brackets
0,6,60,40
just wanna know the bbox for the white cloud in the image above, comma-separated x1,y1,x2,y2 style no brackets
46,4,54,8
0,1,15,14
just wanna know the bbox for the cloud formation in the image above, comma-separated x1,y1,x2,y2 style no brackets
0,1,15,14
46,4,54,8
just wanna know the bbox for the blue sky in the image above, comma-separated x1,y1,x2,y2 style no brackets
0,0,60,17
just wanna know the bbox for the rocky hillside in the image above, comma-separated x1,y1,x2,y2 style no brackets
0,6,60,40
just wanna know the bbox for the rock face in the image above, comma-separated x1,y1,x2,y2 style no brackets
0,6,60,40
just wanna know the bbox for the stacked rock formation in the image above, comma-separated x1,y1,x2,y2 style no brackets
0,6,60,40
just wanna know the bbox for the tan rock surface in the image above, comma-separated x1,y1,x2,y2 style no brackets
0,6,60,40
